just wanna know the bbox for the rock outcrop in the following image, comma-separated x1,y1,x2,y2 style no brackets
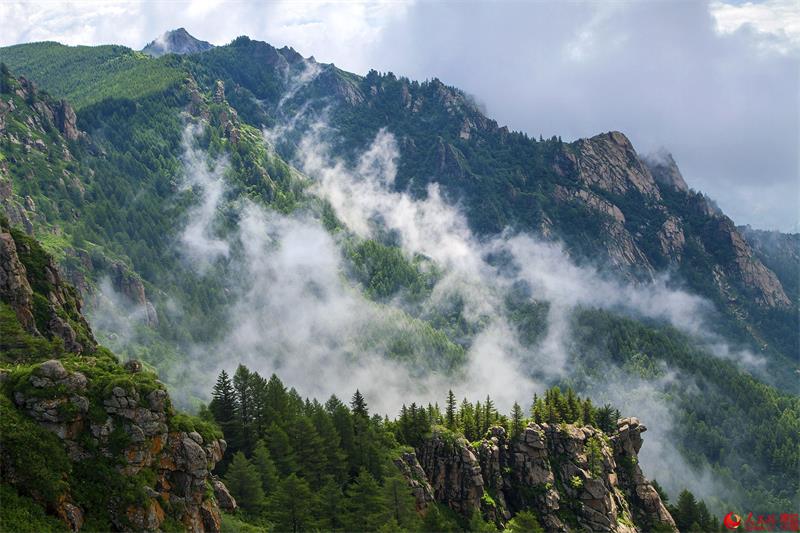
9,358,228,532
142,28,214,57
1,219,95,352
396,423,676,532
0,223,232,532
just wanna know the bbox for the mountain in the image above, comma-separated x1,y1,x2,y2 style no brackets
142,28,214,57
0,214,679,531
0,32,798,530
0,214,235,532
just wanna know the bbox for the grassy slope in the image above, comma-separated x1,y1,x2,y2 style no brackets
0,42,184,110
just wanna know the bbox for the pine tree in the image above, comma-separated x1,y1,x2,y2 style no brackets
224,452,264,512
250,440,279,495
210,370,238,448
673,489,699,532
345,468,387,531
445,390,457,430
586,436,604,477
311,404,348,483
511,402,525,440
266,474,314,533
289,416,327,483
233,365,254,452
484,395,496,432
459,399,475,441
351,390,368,419
565,387,580,423
383,473,422,530
317,477,346,530
474,401,483,438
266,422,297,476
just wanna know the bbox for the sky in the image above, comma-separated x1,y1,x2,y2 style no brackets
2,0,798,231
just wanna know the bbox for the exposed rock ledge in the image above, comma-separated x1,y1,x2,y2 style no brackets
396,419,676,532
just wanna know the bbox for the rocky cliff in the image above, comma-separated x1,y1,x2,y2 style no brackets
0,71,160,327
0,216,234,532
396,419,675,532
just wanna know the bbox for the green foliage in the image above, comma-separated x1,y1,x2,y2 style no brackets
347,239,432,300
169,412,223,442
574,308,800,512
0,395,71,505
0,303,64,363
505,510,545,533
668,489,720,533
224,452,265,513
0,42,184,109
0,484,66,532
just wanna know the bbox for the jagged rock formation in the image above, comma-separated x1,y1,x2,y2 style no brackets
1,220,95,352
0,75,84,235
0,221,233,532
142,28,214,57
396,422,675,532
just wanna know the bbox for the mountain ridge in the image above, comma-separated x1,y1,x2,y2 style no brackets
0,33,798,524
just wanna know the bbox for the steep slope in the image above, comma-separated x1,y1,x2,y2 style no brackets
142,28,214,57
2,37,793,367
0,36,797,517
137,36,794,370
0,214,235,532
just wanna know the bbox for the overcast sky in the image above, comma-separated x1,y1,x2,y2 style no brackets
2,0,798,231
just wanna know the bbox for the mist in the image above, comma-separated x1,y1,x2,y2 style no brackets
146,106,754,506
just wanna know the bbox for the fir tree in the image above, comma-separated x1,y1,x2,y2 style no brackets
351,390,368,419
511,402,525,440
250,440,279,495
266,473,314,533
224,452,264,512
345,468,387,531
233,365,254,452
209,370,237,446
445,390,457,430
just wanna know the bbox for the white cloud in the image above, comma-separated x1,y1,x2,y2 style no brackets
710,0,800,53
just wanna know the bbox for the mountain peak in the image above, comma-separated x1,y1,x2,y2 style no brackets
142,28,213,57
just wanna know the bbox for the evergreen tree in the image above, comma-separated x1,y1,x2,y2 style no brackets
209,370,238,447
673,489,699,532
266,474,314,533
459,399,475,441
317,477,346,531
595,403,618,434
250,440,279,495
586,436,604,477
233,365,254,452
383,473,422,530
511,402,525,440
445,390,457,430
224,452,264,513
351,390,368,419
484,395,496,432
289,416,327,483
345,468,387,531
265,422,297,476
